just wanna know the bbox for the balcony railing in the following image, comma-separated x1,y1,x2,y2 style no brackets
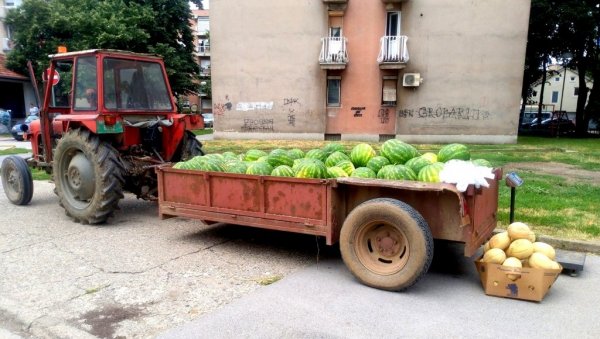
319,37,349,69
377,35,409,68
196,44,210,55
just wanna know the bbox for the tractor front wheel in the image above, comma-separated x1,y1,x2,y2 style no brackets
53,129,125,224
1,156,33,205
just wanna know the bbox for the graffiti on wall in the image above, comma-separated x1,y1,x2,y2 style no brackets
236,102,274,111
213,95,233,116
398,106,491,121
378,108,390,124
241,118,274,132
352,106,365,117
283,97,301,127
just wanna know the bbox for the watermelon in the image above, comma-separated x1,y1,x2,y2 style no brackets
420,152,438,163
269,148,287,156
222,151,238,160
395,165,417,181
266,153,294,168
305,149,328,162
292,158,311,173
350,143,376,167
437,143,470,162
418,162,445,183
380,139,420,165
326,166,349,178
287,148,305,160
335,160,356,176
246,161,273,175
271,165,295,177
295,159,327,179
366,156,391,173
192,159,224,172
325,151,351,167
173,161,193,170
405,156,434,175
471,158,492,167
223,160,248,174
351,167,377,178
322,142,346,156
377,165,401,180
244,149,268,162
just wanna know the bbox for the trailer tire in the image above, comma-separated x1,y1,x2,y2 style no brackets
1,156,33,205
340,198,433,291
53,129,125,224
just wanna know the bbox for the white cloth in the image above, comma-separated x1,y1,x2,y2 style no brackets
440,160,495,192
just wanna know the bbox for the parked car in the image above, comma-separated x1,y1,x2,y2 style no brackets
202,113,214,128
529,117,576,136
521,111,551,126
11,114,39,141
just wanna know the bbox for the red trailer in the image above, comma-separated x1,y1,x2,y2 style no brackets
156,166,501,291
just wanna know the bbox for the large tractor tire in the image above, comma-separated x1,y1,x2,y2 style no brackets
176,130,204,162
1,155,33,205
339,198,434,291
53,129,125,224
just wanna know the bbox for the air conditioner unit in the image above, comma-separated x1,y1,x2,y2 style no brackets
403,73,422,87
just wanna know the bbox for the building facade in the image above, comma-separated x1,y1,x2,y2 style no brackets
529,66,593,116
210,0,531,144
182,8,212,114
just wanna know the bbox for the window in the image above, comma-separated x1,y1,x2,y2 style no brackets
330,27,342,38
570,76,576,81
382,77,397,106
74,57,98,110
532,90,538,97
103,58,173,110
50,61,74,108
327,76,341,107
555,77,560,82
551,91,559,103
386,12,401,36
574,87,579,96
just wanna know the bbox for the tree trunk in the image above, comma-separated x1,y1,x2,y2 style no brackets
537,59,548,123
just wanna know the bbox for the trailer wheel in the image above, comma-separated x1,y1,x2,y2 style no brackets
1,156,33,205
53,129,125,224
340,198,433,291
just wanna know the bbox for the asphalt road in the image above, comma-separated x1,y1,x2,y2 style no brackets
1,136,599,338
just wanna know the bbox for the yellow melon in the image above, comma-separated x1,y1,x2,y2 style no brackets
533,242,556,260
483,241,491,253
506,239,534,259
502,257,523,281
529,252,560,270
488,232,510,250
482,248,507,264
507,222,532,241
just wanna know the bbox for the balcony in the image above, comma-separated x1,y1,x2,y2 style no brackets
322,0,348,12
319,37,349,70
377,35,409,69
195,44,210,56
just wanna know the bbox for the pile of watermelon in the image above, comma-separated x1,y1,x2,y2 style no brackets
172,140,493,184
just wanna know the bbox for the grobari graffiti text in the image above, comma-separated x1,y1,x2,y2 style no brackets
398,106,491,120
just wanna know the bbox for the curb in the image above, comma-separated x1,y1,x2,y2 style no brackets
493,228,600,255
537,234,600,255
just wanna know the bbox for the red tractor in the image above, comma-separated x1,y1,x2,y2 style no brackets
1,49,204,223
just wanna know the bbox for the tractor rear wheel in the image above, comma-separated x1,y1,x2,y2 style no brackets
53,129,125,224
177,130,204,162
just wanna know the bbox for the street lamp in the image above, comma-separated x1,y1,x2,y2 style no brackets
558,52,572,112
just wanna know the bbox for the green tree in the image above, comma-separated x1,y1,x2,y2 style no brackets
5,0,203,95
523,0,600,135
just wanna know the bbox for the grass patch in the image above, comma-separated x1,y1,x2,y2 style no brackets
254,274,283,286
192,128,213,135
0,148,31,156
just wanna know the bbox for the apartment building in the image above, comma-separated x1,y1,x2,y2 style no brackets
210,0,531,143
183,8,212,114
